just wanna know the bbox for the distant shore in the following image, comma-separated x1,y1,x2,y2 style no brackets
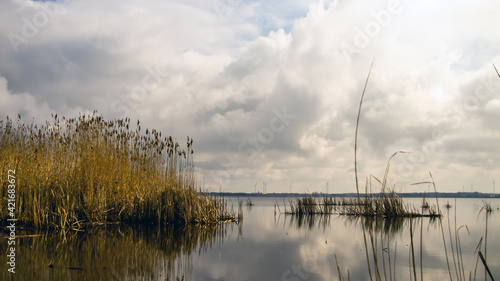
207,191,500,199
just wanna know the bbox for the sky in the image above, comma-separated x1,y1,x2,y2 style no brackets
1,0,499,194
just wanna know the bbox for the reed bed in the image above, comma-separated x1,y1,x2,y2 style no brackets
0,112,235,229
347,146,442,218
285,195,334,215
323,196,360,206
340,193,440,218
283,196,362,216
283,193,440,218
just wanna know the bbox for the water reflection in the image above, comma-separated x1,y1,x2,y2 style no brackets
343,214,439,236
192,197,499,281
0,223,237,281
279,214,332,231
1,198,498,281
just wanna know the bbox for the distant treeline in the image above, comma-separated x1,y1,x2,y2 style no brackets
208,191,500,198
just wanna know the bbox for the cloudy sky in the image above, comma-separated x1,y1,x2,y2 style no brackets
1,0,499,194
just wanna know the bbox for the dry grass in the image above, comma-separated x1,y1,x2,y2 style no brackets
0,112,235,229
323,196,360,206
285,195,334,215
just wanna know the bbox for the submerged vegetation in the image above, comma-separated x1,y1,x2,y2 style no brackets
0,112,236,229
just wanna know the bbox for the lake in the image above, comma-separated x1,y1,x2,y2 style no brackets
1,196,498,281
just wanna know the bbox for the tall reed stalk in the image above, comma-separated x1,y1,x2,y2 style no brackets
354,61,375,281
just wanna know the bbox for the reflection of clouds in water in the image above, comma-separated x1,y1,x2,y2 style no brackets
293,240,336,280
193,239,305,281
201,198,500,280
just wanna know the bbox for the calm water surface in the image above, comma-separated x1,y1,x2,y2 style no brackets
1,197,499,280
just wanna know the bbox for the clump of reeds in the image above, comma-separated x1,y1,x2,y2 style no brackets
341,192,420,218
421,198,430,209
0,112,235,229
342,161,441,219
286,195,333,215
246,197,255,206
481,201,492,213
323,196,361,206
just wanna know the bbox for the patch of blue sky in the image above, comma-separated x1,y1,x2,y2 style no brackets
250,0,310,35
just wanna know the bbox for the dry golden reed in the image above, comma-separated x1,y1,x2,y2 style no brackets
0,112,234,229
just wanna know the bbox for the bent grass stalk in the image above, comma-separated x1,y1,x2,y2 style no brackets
349,62,437,281
354,60,375,281
344,62,461,281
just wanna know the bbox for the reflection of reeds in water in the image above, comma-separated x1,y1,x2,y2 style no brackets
0,113,236,229
343,214,432,237
286,212,332,230
0,223,231,281
337,183,497,281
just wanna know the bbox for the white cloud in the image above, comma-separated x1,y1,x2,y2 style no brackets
1,0,499,193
